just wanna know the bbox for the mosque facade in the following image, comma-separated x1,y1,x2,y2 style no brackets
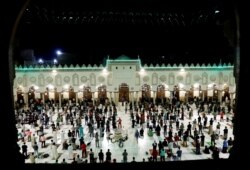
13,56,235,107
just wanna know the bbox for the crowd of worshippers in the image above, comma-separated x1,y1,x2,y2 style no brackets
15,96,234,163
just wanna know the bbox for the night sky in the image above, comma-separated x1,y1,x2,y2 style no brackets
14,0,235,66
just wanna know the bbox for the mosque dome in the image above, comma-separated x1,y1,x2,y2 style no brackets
115,55,130,60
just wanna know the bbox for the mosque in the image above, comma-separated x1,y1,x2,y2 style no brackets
14,55,235,108
2,0,243,168
14,55,236,164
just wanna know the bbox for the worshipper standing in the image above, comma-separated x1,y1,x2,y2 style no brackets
68,144,73,160
31,134,36,148
117,117,122,129
51,142,58,160
122,149,128,163
176,147,182,160
80,142,87,158
33,142,39,158
216,122,221,135
223,126,228,139
135,129,139,143
200,133,205,147
21,142,28,157
29,152,35,163
95,132,99,147
106,149,112,163
40,134,46,148
89,148,95,163
75,154,82,163
222,139,228,153
160,148,166,162
98,149,104,163
79,125,84,138
60,130,65,144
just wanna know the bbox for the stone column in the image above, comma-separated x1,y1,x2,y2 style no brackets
76,92,78,104
202,90,205,101
59,93,61,108
137,91,141,103
42,93,45,104
218,90,223,103
23,93,28,107
152,91,155,103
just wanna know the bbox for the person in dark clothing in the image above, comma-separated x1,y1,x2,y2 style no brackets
200,133,205,146
198,116,201,124
152,141,157,150
162,139,168,147
63,140,69,150
79,137,84,145
212,147,220,160
187,122,192,136
195,141,201,154
163,123,167,136
89,148,95,163
140,128,144,137
131,157,136,162
71,157,77,164
176,119,180,130
106,149,112,163
228,137,233,146
132,119,136,128
223,126,228,139
22,142,28,157
155,124,161,136
203,145,210,154
98,149,104,163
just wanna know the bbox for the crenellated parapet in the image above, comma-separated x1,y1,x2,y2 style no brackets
13,57,235,97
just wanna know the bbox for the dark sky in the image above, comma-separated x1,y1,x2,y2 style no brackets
14,0,235,65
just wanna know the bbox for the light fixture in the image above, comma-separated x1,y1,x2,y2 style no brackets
38,58,43,64
56,50,62,56
215,10,220,14
53,59,58,64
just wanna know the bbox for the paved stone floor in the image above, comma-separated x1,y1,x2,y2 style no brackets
17,103,233,163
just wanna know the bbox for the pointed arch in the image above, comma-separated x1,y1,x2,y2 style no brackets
23,74,28,87
72,73,79,86
55,74,62,86
38,74,45,86
90,73,96,86
119,83,129,102
218,72,223,85
202,72,208,85
152,72,158,85
185,73,191,85
135,73,140,86
229,72,234,86
169,73,175,85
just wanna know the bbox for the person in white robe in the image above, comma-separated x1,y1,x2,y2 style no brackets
61,131,65,144
68,144,73,160
51,143,58,160
53,130,57,144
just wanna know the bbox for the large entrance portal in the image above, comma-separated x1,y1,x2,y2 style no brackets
156,84,166,104
119,83,129,102
83,86,92,102
98,85,107,104
141,84,151,103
